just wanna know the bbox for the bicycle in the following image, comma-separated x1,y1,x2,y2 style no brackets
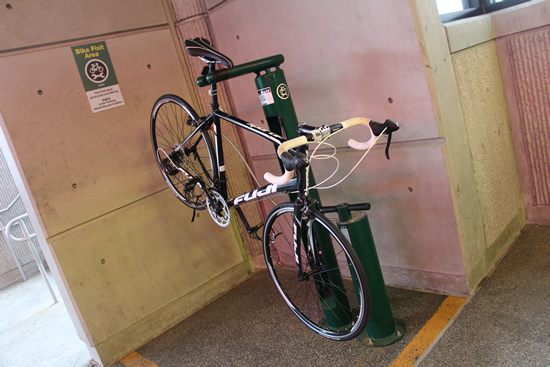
150,37,399,341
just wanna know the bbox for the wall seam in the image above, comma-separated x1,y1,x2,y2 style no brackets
0,24,169,56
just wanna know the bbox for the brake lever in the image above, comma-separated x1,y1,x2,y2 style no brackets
382,119,399,160
385,132,393,160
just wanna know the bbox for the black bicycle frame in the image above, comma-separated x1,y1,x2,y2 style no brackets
199,63,310,261
199,61,290,199
226,178,298,209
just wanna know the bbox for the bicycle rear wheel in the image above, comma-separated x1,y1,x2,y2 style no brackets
151,94,216,209
263,203,370,341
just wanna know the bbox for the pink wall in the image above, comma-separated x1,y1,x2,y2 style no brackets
206,1,469,295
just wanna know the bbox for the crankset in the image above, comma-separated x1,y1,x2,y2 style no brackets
206,189,230,227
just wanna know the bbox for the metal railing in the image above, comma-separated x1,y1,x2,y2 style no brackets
4,212,57,303
0,194,27,279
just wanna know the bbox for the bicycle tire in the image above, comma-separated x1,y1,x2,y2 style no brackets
263,202,370,341
151,94,217,210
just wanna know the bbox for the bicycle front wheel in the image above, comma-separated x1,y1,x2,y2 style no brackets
151,94,216,210
263,203,370,341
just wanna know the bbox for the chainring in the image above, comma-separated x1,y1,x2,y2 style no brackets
206,189,230,227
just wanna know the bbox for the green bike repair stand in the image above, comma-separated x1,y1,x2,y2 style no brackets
254,64,322,203
336,203,405,346
254,64,405,344
255,65,356,330
255,67,301,147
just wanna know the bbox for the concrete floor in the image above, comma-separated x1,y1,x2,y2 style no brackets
115,271,447,367
420,223,550,366
1,224,548,366
112,224,549,367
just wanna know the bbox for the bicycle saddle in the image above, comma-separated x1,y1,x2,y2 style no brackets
184,37,234,68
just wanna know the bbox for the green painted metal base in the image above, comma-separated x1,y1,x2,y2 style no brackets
358,318,406,347
335,203,407,347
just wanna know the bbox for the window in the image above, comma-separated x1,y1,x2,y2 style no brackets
437,0,532,23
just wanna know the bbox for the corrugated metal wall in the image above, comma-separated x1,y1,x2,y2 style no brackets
507,27,550,207
0,147,43,288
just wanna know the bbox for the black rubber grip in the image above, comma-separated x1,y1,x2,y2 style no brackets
347,203,371,211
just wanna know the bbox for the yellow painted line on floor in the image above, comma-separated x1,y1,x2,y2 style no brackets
119,351,159,367
388,296,467,367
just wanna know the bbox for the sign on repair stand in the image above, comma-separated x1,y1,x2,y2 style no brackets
71,41,125,113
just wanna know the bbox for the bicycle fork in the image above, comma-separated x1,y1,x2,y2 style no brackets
292,197,324,281
292,199,307,280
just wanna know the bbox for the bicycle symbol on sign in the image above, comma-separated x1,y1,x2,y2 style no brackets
85,59,108,83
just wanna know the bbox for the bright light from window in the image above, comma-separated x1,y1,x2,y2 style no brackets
436,0,464,14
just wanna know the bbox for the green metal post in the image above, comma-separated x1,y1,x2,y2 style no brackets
255,67,353,330
337,203,405,346
254,67,298,138
254,67,321,202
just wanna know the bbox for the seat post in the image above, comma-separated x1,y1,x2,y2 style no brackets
208,62,227,198
208,62,219,110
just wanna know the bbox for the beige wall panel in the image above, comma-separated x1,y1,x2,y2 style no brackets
0,0,167,51
95,260,247,365
410,0,490,293
252,143,468,295
412,0,526,291
208,0,439,159
445,15,493,53
452,42,524,247
50,189,245,345
493,0,550,38
0,29,191,236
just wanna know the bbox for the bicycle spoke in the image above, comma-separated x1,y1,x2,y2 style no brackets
263,203,369,340
151,96,215,210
